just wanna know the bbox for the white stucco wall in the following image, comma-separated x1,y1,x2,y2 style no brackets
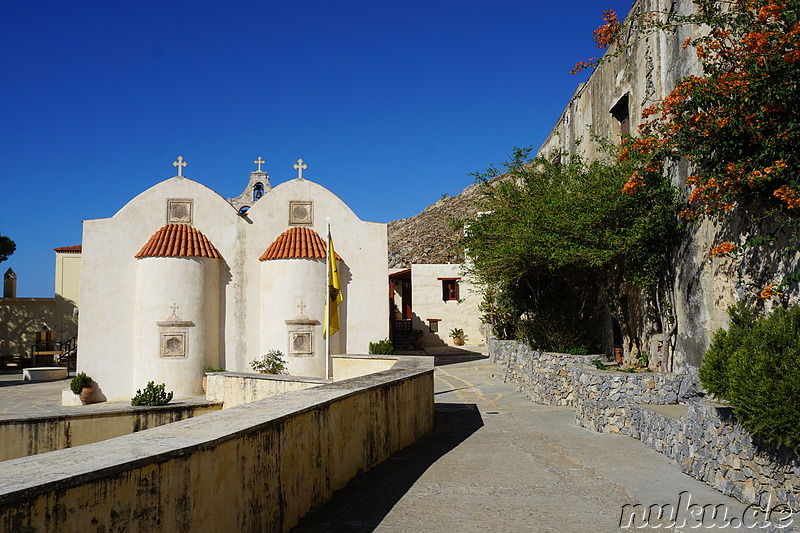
260,258,336,378
243,178,388,364
55,253,81,306
133,257,220,398
78,175,388,400
409,264,483,346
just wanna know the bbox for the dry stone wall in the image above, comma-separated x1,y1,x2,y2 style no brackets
492,339,800,512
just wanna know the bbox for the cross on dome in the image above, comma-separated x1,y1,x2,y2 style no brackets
173,156,187,176
254,156,266,172
293,159,307,180
297,301,307,315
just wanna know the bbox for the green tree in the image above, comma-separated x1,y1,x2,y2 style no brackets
460,145,680,356
0,235,15,264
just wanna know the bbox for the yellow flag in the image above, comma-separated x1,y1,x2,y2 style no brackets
324,233,343,338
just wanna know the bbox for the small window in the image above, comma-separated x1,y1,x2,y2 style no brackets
428,319,441,332
238,206,250,215
441,279,459,301
611,94,630,137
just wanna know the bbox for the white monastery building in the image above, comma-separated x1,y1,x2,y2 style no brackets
78,157,388,401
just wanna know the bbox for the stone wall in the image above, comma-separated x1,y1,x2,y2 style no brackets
492,340,799,511
498,339,599,407
575,370,683,434
494,338,683,421
679,402,800,510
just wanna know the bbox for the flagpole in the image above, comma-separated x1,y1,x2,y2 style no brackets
325,218,331,380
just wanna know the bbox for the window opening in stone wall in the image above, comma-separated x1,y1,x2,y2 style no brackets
253,182,265,202
239,206,250,215
611,93,630,137
440,278,460,301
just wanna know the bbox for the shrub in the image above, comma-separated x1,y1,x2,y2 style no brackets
699,305,800,452
70,372,93,395
131,381,173,406
204,366,226,373
250,350,287,374
564,346,589,355
698,303,759,397
369,339,396,355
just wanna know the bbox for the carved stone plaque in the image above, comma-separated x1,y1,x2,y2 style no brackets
289,201,313,226
167,199,193,224
291,332,312,355
161,332,187,358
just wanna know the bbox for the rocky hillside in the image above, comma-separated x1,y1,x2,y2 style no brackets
388,182,484,268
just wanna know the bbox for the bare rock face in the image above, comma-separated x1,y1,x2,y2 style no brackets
388,182,484,269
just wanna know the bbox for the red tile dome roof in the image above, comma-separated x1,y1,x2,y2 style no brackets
259,227,341,261
135,224,222,259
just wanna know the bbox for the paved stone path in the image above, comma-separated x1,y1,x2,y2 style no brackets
0,373,209,419
294,354,762,533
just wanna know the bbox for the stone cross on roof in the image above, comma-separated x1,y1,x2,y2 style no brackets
297,301,307,315
293,159,307,180
254,156,266,172
173,156,187,177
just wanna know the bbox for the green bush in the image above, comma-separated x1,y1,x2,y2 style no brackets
699,305,800,452
369,339,396,355
70,372,93,395
250,350,287,374
131,381,173,406
204,366,226,373
564,346,589,355
698,303,759,397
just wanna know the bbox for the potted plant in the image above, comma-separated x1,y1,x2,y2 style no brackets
613,344,624,365
250,350,288,374
70,372,94,405
449,328,466,346
411,329,425,349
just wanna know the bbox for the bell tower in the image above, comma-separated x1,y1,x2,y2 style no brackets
227,156,272,213
3,268,16,298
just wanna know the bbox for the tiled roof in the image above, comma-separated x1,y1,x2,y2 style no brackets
135,224,222,259
54,245,82,253
259,227,342,261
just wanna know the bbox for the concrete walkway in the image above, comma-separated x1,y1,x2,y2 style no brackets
0,373,210,419
294,354,772,533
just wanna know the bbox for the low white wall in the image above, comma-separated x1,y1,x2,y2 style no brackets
0,356,433,532
206,372,325,408
0,402,221,462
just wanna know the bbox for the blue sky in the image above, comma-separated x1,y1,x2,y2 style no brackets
0,0,632,296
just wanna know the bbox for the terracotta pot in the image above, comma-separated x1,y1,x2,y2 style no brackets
453,337,465,346
613,346,624,365
79,386,95,405
412,337,425,349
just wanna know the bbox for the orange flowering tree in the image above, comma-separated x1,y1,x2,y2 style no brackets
585,1,800,294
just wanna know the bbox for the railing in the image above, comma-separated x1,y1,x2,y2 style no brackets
30,335,77,372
